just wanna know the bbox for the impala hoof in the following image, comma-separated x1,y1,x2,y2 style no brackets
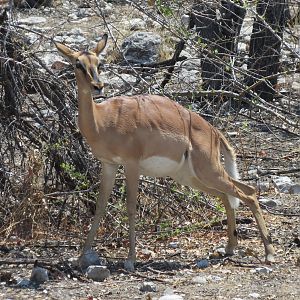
124,259,135,272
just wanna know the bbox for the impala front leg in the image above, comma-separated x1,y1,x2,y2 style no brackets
124,163,139,272
83,163,118,253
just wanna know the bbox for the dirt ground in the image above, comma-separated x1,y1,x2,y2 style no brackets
1,193,300,300
1,1,299,299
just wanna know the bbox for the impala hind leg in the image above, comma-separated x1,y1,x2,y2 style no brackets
230,179,275,263
82,163,118,253
198,174,275,263
191,179,238,255
123,163,139,272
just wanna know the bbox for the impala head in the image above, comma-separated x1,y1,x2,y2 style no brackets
55,34,108,95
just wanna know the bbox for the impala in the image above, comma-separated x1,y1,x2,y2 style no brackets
56,34,275,271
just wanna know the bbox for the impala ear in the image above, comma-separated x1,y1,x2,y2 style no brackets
55,42,75,60
93,34,108,56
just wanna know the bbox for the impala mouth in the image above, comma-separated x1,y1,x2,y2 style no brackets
92,82,105,97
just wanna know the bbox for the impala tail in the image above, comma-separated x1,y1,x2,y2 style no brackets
219,133,240,209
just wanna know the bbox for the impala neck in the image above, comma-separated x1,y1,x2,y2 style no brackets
75,69,98,140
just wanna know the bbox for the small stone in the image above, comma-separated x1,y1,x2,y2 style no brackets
196,259,209,269
121,32,162,65
169,242,179,249
68,257,79,268
30,267,49,284
18,16,47,25
129,18,146,30
159,295,184,300
181,14,190,27
16,278,31,288
272,176,293,193
139,281,157,292
192,276,207,284
206,275,223,282
216,247,226,255
78,249,105,271
164,287,175,295
86,265,110,282
249,292,261,298
251,267,273,274
289,184,300,194
257,181,270,192
259,198,281,208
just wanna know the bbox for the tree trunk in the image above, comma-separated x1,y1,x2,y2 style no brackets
246,0,290,102
189,1,245,92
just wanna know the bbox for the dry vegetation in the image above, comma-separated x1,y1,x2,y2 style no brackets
0,1,299,299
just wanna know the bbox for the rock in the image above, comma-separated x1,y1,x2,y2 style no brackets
159,296,184,300
43,53,63,67
176,69,199,85
192,276,207,284
77,8,94,18
181,14,190,28
121,32,162,65
108,74,137,89
129,18,147,30
16,278,32,288
124,259,135,272
102,3,113,16
68,257,79,268
206,275,223,282
179,59,201,71
78,249,105,271
196,259,209,269
163,287,175,295
249,292,261,298
215,247,226,256
272,176,293,193
256,181,270,192
139,281,157,292
30,266,49,284
259,197,281,208
169,241,179,249
251,267,273,274
86,265,110,282
18,16,47,25
289,184,300,194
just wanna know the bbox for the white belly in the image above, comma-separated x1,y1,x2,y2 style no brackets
139,156,184,177
106,154,197,187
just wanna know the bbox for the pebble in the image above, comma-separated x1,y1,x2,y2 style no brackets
18,16,47,25
250,267,273,274
249,292,261,298
30,266,49,284
192,276,207,284
159,295,184,300
289,184,300,194
181,14,190,28
129,18,146,30
196,259,210,269
85,265,110,282
259,197,281,208
139,281,157,292
169,242,179,249
272,176,293,193
16,278,31,288
78,249,105,271
206,275,223,282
